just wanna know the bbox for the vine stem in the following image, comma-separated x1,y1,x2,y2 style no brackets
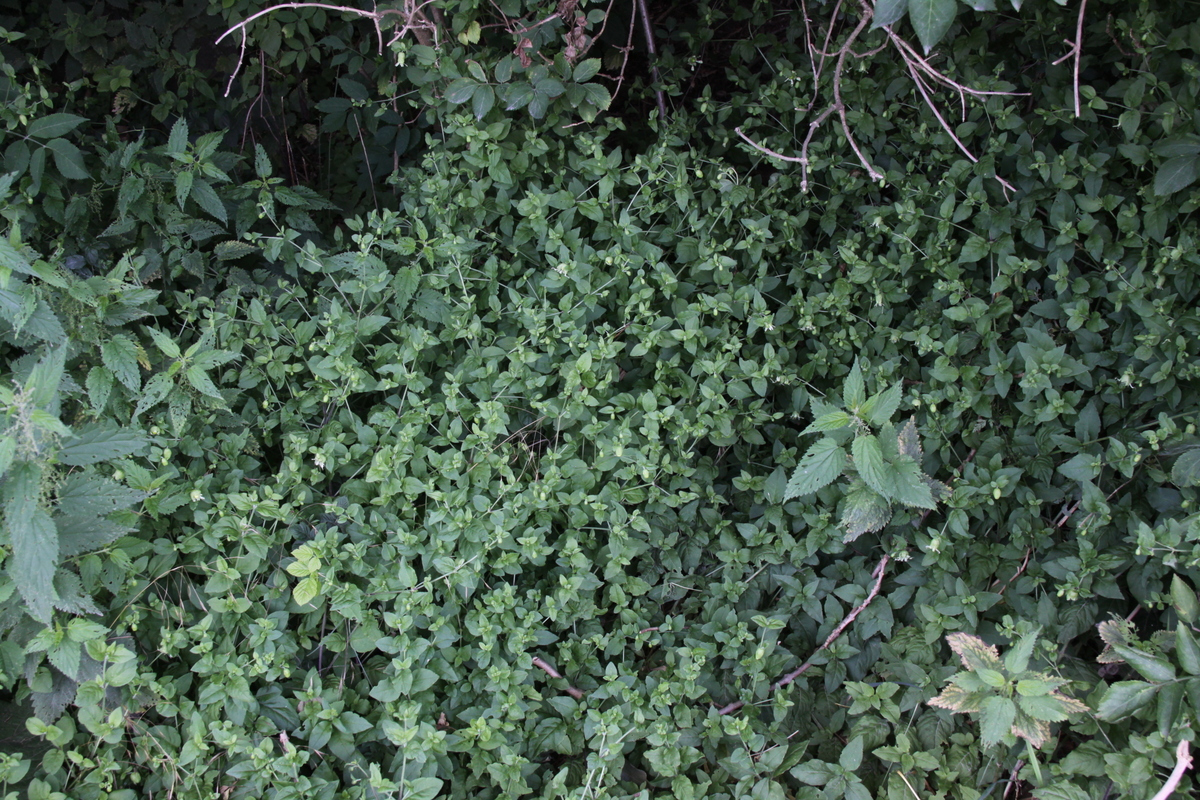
720,554,890,715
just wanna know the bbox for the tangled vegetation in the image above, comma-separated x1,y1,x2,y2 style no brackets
2,0,1200,797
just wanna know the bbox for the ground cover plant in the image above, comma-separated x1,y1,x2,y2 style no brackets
2,0,1200,798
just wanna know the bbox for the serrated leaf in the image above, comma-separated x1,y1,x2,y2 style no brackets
1018,693,1074,722
1154,155,1200,195
214,240,260,261
908,0,957,53
785,438,845,499
143,325,181,359
896,417,923,460
45,138,89,180
947,632,1003,672
85,364,112,412
852,435,890,497
979,696,1016,746
167,118,189,158
293,575,320,606
186,366,226,404
132,372,173,420
189,178,227,223
10,506,59,623
58,425,148,466
872,0,908,28
977,668,1007,688
861,382,902,426
1009,714,1050,748
175,169,194,209
102,335,141,391
1096,681,1159,720
48,642,82,681
56,473,148,520
841,478,892,540
1005,628,1039,673
843,360,866,409
27,113,88,139
928,680,985,713
887,457,937,508
801,410,853,434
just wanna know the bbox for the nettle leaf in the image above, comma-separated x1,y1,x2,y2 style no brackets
1009,715,1051,749
1018,692,1086,722
56,472,148,519
896,417,923,460
843,360,866,410
785,438,846,499
887,457,936,509
852,435,889,497
860,382,902,427
1005,629,1039,673
102,335,141,391
946,632,1003,672
11,507,60,623
928,680,985,713
58,425,148,466
840,478,892,540
802,410,853,433
908,0,956,53
979,696,1016,746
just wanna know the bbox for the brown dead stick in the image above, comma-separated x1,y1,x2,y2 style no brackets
532,656,585,700
720,554,891,715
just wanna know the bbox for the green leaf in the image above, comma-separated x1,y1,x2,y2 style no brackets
1005,629,1039,674
58,425,148,466
785,438,846,499
404,777,444,800
101,336,140,391
872,0,908,28
166,118,189,158
840,478,892,540
144,325,181,359
574,59,602,82
1153,155,1200,195
27,114,88,139
57,473,147,519
505,82,535,111
45,139,89,180
802,410,853,434
0,236,36,277
1172,448,1200,487
175,169,194,210
1096,681,1159,720
0,436,15,477
186,366,226,404
1018,693,1073,722
852,435,889,497
839,737,864,771
189,178,227,223
132,372,174,420
293,575,320,606
1176,624,1200,676
214,240,260,261
896,417,923,460
946,632,1003,672
843,360,866,410
10,507,59,624
392,267,420,315
908,0,957,53
861,382,902,426
445,78,479,105
887,457,937,509
55,514,136,558
472,84,496,120
979,695,1016,746
1112,643,1176,682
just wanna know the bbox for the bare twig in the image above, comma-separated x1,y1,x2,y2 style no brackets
633,0,668,119
734,127,806,163
887,31,1029,99
719,555,890,715
532,656,585,700
1149,740,1192,800
1072,0,1089,117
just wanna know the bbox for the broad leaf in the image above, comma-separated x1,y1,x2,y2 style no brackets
861,382,902,426
852,435,889,497
1096,681,1158,720
58,425,148,466
843,360,866,410
979,695,1016,746
1112,643,1175,682
908,0,956,53
785,438,846,499
56,473,148,519
841,478,892,540
102,335,141,391
10,507,59,623
27,113,88,139
1153,154,1200,195
802,410,853,434
871,0,908,28
1172,447,1200,487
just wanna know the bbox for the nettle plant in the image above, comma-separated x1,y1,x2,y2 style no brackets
785,360,951,540
927,628,1088,781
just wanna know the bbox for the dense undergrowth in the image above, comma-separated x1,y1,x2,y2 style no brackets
2,0,1200,798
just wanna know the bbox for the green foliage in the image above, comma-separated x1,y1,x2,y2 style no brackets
2,0,1200,798
786,360,950,540
928,628,1087,749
